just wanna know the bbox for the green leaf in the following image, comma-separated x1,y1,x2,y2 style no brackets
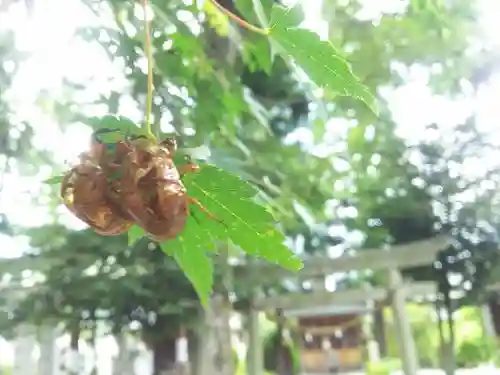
234,0,273,73
85,115,144,140
234,0,277,29
128,225,146,246
93,128,124,145
347,123,368,153
268,4,378,115
161,215,217,307
203,0,230,36
182,164,303,272
269,2,303,28
312,119,325,143
44,175,64,185
252,0,270,27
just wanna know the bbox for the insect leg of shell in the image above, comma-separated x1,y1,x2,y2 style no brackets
177,155,200,176
178,163,200,175
188,197,227,229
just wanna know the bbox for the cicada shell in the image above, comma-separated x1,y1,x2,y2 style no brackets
60,163,133,235
62,133,196,240
120,140,188,241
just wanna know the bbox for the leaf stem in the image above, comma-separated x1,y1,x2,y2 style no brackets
141,0,155,140
209,0,269,36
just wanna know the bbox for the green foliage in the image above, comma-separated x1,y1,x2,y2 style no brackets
128,225,146,246
456,337,497,367
234,0,275,74
268,3,377,115
41,0,391,306
122,161,307,306
44,175,64,184
181,164,302,269
235,361,274,375
343,115,500,309
454,306,498,367
161,215,215,308
365,358,402,375
233,348,239,367
262,327,301,375
17,225,201,337
383,305,498,369
163,163,303,305
384,304,439,366
86,115,142,136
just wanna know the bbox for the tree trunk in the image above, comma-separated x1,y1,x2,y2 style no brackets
187,329,200,375
89,318,98,375
372,308,387,358
197,244,234,375
436,303,445,351
198,294,235,375
444,303,456,375
275,309,294,375
437,307,451,373
436,298,455,375
152,336,178,375
113,330,137,375
69,323,79,350
481,302,497,337
63,321,83,375
488,298,500,336
276,345,294,375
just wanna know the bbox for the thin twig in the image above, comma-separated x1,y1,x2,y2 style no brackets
141,0,155,139
209,0,269,36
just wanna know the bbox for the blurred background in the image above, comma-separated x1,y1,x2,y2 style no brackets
1,0,500,374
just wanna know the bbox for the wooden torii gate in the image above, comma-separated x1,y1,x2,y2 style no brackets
240,236,448,375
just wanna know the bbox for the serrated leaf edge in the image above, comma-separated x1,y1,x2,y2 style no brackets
269,4,293,30
189,177,301,268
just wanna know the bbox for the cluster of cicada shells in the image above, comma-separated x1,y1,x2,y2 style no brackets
61,134,194,242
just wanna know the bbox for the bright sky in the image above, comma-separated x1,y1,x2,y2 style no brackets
0,0,500,370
